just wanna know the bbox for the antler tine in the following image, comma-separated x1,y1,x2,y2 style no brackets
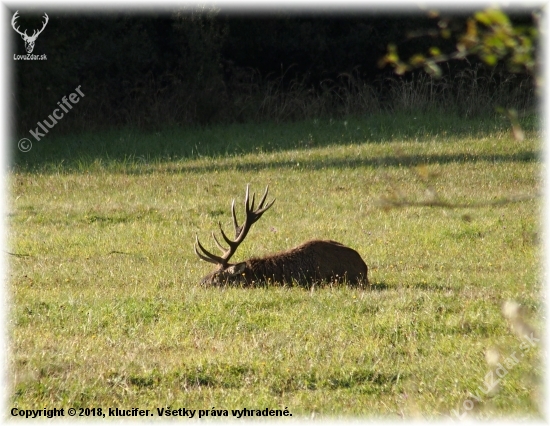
257,185,269,208
244,184,250,212
194,235,226,265
231,199,239,239
35,13,48,36
212,228,228,252
29,13,48,39
217,222,237,250
249,192,256,212
258,198,276,215
256,185,275,214
11,11,27,36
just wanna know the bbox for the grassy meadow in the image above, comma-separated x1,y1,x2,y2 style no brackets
8,112,542,419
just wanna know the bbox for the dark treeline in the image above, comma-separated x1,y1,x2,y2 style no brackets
12,8,537,135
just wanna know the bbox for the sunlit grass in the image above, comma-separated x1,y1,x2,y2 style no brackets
8,114,542,419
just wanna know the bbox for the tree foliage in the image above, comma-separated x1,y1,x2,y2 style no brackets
379,8,539,77
12,8,538,134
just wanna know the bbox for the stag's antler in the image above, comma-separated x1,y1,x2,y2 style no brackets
194,185,275,266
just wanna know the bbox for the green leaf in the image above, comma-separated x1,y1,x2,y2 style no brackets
410,54,425,66
482,53,498,66
476,8,510,26
474,11,492,26
395,64,409,75
423,61,441,77
485,8,510,26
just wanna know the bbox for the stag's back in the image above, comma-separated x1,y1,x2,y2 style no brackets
243,240,368,285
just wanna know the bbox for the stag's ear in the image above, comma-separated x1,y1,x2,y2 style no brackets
226,263,246,276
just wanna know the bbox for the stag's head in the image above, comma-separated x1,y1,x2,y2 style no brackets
194,185,275,286
12,11,49,54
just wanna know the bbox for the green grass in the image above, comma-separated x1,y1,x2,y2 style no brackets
8,113,542,419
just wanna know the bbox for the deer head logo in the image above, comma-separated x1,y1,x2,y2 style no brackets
11,11,49,54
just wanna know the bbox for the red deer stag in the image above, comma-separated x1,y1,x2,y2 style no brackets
194,185,368,286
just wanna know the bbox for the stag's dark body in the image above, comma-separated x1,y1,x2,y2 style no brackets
201,240,368,286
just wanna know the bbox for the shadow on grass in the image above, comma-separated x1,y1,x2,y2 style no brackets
13,148,539,175
210,278,384,291
163,150,539,175
11,113,540,173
